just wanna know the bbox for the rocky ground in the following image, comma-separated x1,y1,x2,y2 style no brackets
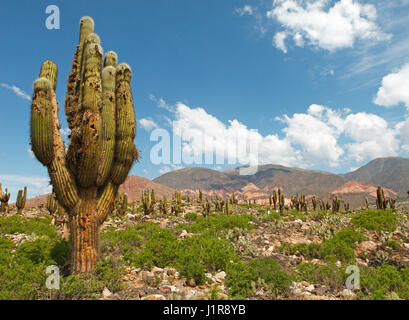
2,202,409,300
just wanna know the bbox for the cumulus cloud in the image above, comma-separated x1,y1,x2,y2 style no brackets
139,118,158,131
173,102,302,167
343,113,399,162
0,83,31,101
374,63,409,108
276,105,344,167
267,0,391,52
235,5,253,16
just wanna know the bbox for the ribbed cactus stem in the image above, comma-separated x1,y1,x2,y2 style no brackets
16,186,27,214
30,17,138,274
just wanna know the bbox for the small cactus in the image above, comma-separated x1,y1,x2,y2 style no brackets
224,198,231,215
202,198,211,217
46,193,58,215
0,184,10,214
311,196,317,211
171,191,183,216
142,189,154,215
115,192,128,216
376,186,387,210
16,186,27,214
159,197,168,215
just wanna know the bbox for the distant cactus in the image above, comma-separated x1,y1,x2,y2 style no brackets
365,197,369,210
343,201,350,211
16,186,27,214
279,193,284,214
159,196,168,215
272,190,278,209
331,196,340,213
29,17,138,273
311,196,317,211
0,184,10,214
232,192,238,204
46,194,58,215
224,198,231,215
202,198,211,217
142,189,154,215
115,192,128,216
199,189,203,204
171,191,183,216
388,198,396,209
376,186,387,210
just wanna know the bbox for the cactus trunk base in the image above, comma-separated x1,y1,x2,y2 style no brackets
69,189,100,274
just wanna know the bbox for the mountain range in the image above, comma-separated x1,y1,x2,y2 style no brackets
26,157,409,208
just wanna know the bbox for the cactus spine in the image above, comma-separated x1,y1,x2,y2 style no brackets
16,186,27,214
30,17,138,274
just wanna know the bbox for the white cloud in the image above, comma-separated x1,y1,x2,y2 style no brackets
267,0,391,52
343,112,399,162
149,94,174,112
235,5,253,16
173,103,302,167
0,83,31,101
0,174,52,200
139,118,158,131
374,63,409,108
276,105,344,167
274,32,288,53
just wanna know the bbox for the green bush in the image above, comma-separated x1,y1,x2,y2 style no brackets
278,228,363,263
226,258,292,299
102,222,238,284
351,209,398,232
295,262,346,290
184,212,198,221
360,263,409,300
176,214,253,234
0,216,57,239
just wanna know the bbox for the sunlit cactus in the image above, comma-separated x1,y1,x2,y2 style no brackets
171,191,182,216
142,189,154,215
115,192,128,216
159,196,169,215
0,184,10,214
16,186,27,214
46,193,58,215
311,196,317,211
224,198,231,215
376,186,387,210
30,16,138,274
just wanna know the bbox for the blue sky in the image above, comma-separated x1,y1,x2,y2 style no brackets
1,0,409,199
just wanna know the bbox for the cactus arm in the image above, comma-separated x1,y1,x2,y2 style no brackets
110,63,138,184
31,61,79,211
96,64,117,186
97,181,118,223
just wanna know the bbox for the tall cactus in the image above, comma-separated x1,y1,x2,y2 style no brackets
0,184,10,214
16,186,27,214
30,17,138,274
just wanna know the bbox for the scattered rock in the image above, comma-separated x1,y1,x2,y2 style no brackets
215,271,226,281
359,241,377,252
141,294,165,300
341,289,356,299
102,287,112,299
186,278,196,287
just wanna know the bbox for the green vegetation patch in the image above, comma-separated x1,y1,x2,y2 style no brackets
226,258,292,299
278,228,364,263
351,209,398,232
176,214,253,233
101,222,238,284
360,263,409,300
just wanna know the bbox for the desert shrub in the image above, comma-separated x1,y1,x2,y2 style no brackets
278,228,363,263
226,258,292,299
176,213,253,233
0,216,57,239
351,209,397,232
360,263,409,300
102,222,238,284
295,262,346,290
261,211,281,222
385,240,400,249
184,212,198,221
